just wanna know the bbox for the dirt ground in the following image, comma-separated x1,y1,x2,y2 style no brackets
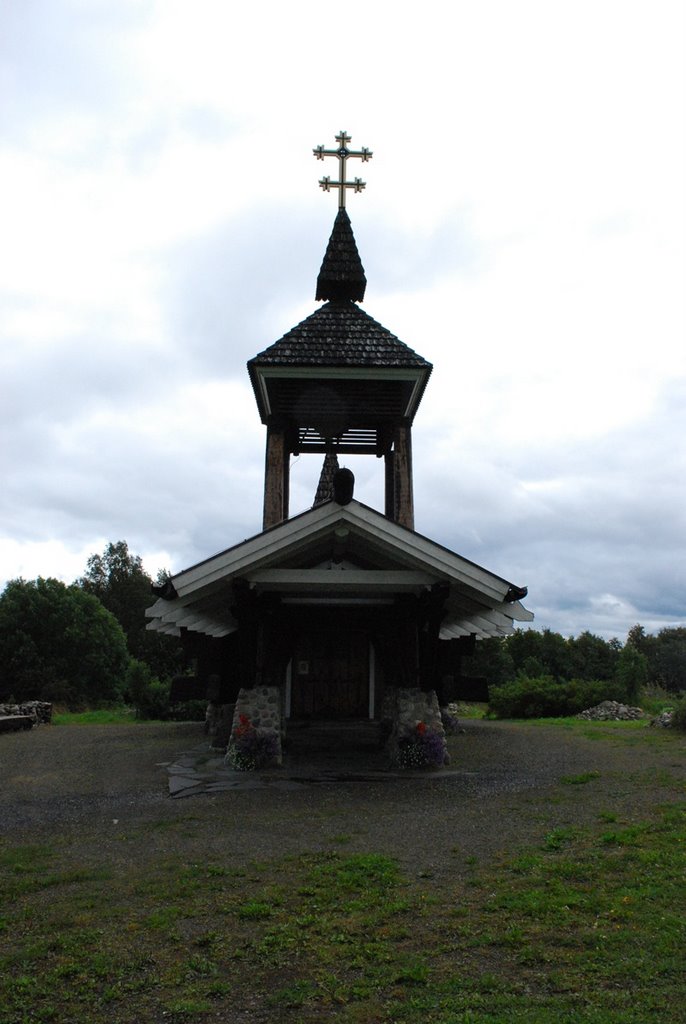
1,719,684,879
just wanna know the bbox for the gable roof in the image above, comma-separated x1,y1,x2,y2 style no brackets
146,499,532,641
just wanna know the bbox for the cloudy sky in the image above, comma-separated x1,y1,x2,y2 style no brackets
1,0,684,641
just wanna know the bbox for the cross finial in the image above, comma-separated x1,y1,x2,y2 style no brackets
313,131,373,209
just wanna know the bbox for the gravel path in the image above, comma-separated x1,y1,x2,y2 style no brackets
1,719,683,879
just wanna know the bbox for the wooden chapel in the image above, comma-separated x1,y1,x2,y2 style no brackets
147,132,532,734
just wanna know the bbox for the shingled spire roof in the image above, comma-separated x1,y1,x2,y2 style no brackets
247,207,433,437
249,301,431,369
315,209,366,302
313,452,340,506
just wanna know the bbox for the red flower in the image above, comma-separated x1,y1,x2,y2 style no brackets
416,721,427,735
235,713,253,738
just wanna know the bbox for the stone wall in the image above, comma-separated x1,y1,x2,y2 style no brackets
384,687,449,768
0,701,52,726
225,686,282,770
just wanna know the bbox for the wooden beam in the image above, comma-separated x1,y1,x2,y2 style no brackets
392,423,414,530
247,568,436,592
384,450,395,519
263,425,289,530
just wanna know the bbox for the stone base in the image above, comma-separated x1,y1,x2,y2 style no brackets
225,687,282,770
385,688,449,769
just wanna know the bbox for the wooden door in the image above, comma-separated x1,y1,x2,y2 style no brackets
291,626,369,719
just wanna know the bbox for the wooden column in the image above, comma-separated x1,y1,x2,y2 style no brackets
391,423,414,530
384,450,395,519
262,425,289,530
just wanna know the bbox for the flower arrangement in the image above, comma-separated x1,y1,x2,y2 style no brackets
397,720,446,769
228,713,279,771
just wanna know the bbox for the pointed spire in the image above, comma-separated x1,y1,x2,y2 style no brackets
313,452,340,506
315,209,367,302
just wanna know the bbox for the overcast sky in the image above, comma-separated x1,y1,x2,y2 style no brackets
1,0,684,641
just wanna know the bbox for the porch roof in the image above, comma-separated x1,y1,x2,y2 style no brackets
146,500,532,641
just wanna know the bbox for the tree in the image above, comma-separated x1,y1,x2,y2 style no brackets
568,631,619,682
78,541,182,681
463,637,515,688
651,627,686,693
505,628,577,681
0,578,129,707
614,644,648,702
626,623,648,651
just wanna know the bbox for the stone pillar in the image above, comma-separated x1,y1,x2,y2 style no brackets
225,686,283,770
385,687,449,769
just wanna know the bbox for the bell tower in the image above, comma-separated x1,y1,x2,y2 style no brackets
247,132,432,531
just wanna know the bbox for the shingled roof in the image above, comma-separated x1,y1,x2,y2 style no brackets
249,300,432,370
315,208,367,302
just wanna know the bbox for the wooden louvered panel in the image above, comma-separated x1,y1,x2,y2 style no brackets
266,378,414,422
296,426,383,454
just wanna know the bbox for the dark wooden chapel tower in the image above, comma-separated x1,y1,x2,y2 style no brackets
248,134,432,530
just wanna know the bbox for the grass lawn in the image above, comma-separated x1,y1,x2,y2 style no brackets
51,708,139,726
0,722,684,1023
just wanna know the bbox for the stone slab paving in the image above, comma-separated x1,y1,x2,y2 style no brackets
162,742,465,797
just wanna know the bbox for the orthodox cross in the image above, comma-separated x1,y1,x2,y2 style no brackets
313,131,373,209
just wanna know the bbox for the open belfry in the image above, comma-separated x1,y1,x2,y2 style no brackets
147,133,532,769
250,132,427,533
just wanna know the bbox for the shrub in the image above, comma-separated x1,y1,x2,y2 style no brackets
639,683,676,716
671,696,686,732
126,659,170,720
168,699,207,722
488,675,625,719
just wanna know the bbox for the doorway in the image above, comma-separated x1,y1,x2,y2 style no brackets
290,625,369,719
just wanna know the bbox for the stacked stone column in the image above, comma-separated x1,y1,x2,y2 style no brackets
384,687,449,768
225,686,283,770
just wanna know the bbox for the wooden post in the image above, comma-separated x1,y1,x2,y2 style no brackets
262,425,289,530
392,423,414,530
384,451,395,519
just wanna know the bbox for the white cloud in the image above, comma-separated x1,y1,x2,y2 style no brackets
0,0,684,640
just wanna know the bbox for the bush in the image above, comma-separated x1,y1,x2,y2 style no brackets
126,659,170,720
671,696,686,732
639,683,676,716
489,675,625,719
168,699,208,722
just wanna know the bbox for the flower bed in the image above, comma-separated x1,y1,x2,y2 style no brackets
227,712,281,771
397,720,447,768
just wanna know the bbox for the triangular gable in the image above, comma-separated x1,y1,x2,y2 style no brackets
146,499,532,640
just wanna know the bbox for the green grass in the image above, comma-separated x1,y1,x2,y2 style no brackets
1,804,684,1023
0,724,684,1023
51,707,138,725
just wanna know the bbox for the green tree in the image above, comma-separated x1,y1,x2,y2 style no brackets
651,627,686,693
626,623,648,651
505,628,577,681
78,541,182,681
0,577,129,707
614,643,648,702
463,637,515,688
568,631,619,681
